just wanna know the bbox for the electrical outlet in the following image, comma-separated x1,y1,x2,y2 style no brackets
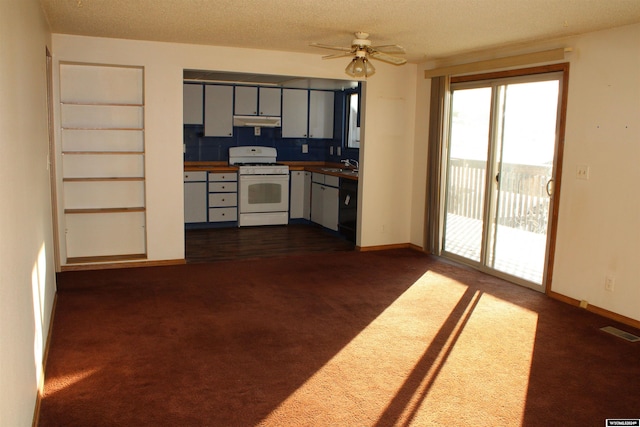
329,146,334,155
337,147,341,156
302,144,308,154
576,164,590,180
605,276,615,292
254,126,261,136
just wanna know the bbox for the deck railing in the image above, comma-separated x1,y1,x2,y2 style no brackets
447,159,551,234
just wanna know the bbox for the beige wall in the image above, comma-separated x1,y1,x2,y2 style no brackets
2,6,638,424
413,23,640,322
553,23,640,321
51,35,419,260
0,0,56,425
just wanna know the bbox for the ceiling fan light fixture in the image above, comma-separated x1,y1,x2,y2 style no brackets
345,55,375,78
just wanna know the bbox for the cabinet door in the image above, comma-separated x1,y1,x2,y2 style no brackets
311,180,339,231
282,89,308,138
311,182,324,225
309,90,334,139
204,85,233,137
184,181,207,223
303,172,311,220
322,185,339,231
234,86,258,115
183,84,203,124
290,171,305,219
259,87,281,116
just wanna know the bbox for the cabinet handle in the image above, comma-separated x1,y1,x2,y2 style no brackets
221,198,225,202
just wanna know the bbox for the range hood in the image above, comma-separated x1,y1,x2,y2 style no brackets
233,115,281,128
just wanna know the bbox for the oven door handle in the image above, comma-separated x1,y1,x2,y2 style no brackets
240,174,289,182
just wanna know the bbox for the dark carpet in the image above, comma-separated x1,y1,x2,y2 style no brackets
39,249,640,426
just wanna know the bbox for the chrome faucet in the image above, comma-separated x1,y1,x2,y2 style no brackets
342,159,359,170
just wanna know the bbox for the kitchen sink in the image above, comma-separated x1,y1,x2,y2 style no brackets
320,167,358,176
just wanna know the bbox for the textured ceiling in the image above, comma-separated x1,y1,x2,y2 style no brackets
41,0,640,63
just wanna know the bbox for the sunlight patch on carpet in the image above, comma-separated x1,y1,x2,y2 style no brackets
44,367,100,396
259,273,539,426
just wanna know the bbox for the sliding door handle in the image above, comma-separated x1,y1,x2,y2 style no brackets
546,179,554,196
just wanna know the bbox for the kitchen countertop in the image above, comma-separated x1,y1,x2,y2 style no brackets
184,161,358,180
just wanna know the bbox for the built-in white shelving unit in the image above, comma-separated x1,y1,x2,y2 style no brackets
59,63,146,263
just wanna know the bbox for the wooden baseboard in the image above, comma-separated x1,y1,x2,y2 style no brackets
548,290,640,330
353,246,639,331
66,253,147,265
356,243,425,252
61,258,186,272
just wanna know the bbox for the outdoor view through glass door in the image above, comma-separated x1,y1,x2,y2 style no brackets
443,73,561,287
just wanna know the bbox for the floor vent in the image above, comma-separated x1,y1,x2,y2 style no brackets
600,326,640,342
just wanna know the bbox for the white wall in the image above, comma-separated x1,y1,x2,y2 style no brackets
51,35,419,261
413,23,640,323
553,23,640,321
359,63,418,247
0,0,56,425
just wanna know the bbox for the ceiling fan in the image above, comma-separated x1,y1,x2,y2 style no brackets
311,32,407,78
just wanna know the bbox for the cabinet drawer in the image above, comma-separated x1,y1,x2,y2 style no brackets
312,173,339,187
209,207,237,222
209,182,237,192
324,175,340,187
184,171,207,182
208,193,237,207
312,172,324,184
209,172,237,182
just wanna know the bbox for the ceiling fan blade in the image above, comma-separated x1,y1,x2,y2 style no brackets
369,51,407,65
322,52,355,60
370,44,406,54
310,42,352,52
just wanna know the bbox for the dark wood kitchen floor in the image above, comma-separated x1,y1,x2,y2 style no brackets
185,224,355,263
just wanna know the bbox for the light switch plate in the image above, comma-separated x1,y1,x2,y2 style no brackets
576,164,590,180
302,144,308,153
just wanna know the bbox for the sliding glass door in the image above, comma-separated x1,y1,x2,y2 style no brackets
443,73,562,288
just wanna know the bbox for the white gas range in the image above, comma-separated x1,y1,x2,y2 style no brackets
229,146,290,227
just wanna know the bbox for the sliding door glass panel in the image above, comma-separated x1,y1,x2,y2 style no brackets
443,87,491,262
488,80,559,283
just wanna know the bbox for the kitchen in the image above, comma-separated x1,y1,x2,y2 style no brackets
182,70,363,260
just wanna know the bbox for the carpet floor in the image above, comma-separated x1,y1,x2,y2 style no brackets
39,249,640,426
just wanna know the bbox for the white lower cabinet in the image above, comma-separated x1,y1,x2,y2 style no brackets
290,171,311,220
311,173,339,231
184,171,207,223
208,172,238,222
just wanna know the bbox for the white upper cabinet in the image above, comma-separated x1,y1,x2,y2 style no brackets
309,90,335,139
183,84,203,125
282,89,308,138
235,86,281,116
204,85,233,137
258,87,281,116
234,86,258,115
